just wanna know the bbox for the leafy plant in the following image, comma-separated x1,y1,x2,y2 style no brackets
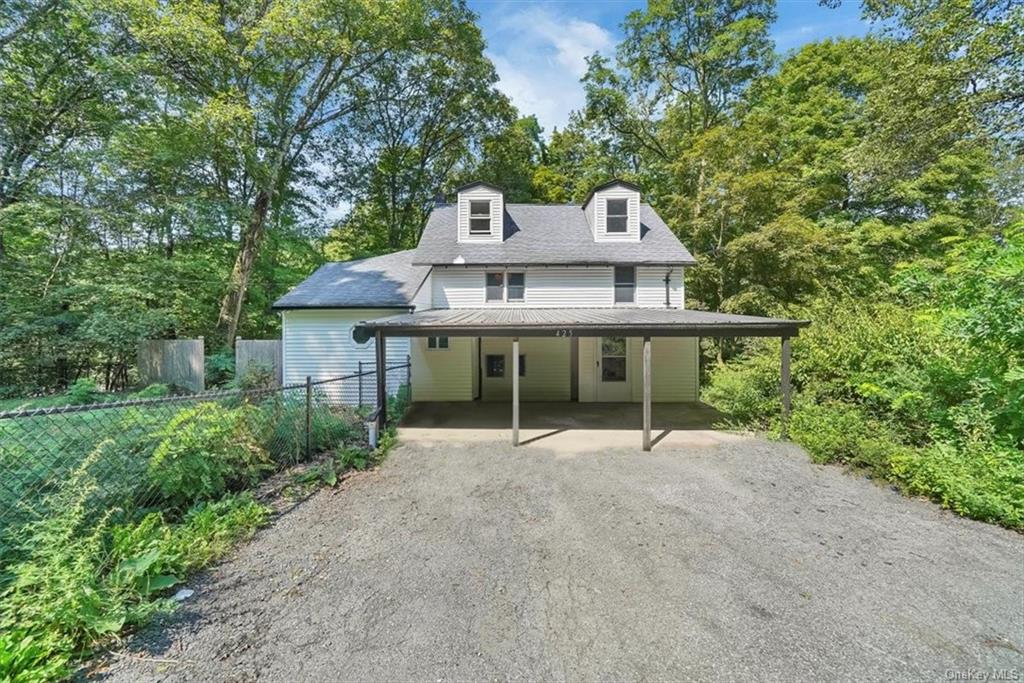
148,403,272,506
65,378,99,405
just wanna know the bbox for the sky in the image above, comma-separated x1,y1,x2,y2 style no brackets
468,0,870,135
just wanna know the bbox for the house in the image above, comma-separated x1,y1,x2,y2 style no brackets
273,180,808,449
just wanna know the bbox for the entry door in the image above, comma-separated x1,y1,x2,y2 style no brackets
595,337,631,401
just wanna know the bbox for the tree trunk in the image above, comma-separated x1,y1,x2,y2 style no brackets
218,190,270,346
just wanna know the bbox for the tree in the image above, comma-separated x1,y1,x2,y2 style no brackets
327,9,510,254
0,0,124,258
119,0,461,344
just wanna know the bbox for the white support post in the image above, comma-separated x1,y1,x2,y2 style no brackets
512,337,520,446
642,336,652,451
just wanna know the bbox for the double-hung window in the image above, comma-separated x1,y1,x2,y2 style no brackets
485,271,526,302
485,272,504,302
469,200,491,235
507,272,525,301
614,266,635,304
606,198,628,233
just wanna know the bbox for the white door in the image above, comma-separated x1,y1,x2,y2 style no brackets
595,336,631,402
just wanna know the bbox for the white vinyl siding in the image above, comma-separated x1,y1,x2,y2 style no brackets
636,267,684,308
593,186,640,242
578,337,698,403
281,309,409,407
410,336,475,401
430,266,682,309
479,337,571,401
457,186,503,243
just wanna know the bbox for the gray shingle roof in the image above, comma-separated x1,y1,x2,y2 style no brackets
356,307,809,337
412,204,696,266
272,250,429,309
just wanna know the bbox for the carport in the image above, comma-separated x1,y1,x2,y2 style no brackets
355,308,809,451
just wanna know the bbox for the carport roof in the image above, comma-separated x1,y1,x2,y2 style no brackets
356,307,809,338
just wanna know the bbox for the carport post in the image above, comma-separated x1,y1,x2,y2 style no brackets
512,337,520,446
642,336,652,451
375,331,387,433
780,336,791,434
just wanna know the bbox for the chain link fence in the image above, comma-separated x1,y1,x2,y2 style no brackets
0,362,410,571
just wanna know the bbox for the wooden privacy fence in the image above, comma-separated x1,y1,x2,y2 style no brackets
137,338,204,392
235,338,282,385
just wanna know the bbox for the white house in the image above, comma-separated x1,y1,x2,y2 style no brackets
273,180,807,449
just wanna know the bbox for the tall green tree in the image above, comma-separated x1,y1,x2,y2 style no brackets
119,0,462,344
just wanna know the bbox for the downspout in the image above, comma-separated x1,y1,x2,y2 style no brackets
664,268,674,308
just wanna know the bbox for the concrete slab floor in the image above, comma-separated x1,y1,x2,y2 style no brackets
399,401,748,453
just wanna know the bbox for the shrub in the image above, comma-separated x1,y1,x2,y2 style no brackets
147,403,271,506
130,383,169,399
65,378,99,405
235,362,276,391
891,441,1024,528
204,350,235,388
261,403,355,466
787,401,906,476
0,483,268,682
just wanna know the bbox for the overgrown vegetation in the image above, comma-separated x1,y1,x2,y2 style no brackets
705,232,1024,528
0,381,401,681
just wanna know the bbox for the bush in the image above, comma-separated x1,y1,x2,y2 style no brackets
787,401,906,476
0,483,268,682
65,378,99,405
260,400,355,466
891,441,1024,528
235,362,276,391
147,403,272,506
204,350,235,388
131,383,169,399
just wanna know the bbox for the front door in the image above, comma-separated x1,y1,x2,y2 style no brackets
595,336,630,401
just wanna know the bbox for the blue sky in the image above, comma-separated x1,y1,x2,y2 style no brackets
468,0,869,134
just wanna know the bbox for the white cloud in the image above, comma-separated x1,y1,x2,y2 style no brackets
486,7,614,134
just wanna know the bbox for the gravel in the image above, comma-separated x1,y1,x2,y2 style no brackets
93,436,1024,682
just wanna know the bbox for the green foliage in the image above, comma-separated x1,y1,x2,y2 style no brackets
65,379,99,406
131,383,170,399
706,231,1024,528
205,350,236,388
148,404,271,506
0,481,268,682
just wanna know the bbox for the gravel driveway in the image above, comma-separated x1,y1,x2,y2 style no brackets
96,435,1023,681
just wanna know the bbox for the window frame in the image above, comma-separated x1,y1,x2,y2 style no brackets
427,336,449,350
507,272,525,302
518,354,526,377
485,272,505,302
605,198,629,233
613,266,636,304
468,199,492,235
485,354,505,378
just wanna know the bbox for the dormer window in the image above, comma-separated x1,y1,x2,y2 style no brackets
606,199,628,233
469,200,491,234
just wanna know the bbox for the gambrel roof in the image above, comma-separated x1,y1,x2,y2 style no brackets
413,203,696,266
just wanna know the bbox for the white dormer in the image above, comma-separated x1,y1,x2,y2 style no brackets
456,181,503,243
582,179,641,242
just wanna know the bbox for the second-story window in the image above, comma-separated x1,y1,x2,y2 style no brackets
614,266,635,303
606,198,628,233
485,272,504,302
507,272,525,301
469,200,491,234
